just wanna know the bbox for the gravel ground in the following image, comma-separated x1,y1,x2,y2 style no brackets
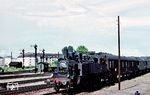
17,88,54,95
79,73,150,95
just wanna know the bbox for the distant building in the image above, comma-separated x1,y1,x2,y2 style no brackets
3,56,16,67
0,56,4,66
17,52,61,67
9,62,22,68
17,53,35,67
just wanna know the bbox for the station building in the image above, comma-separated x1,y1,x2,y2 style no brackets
17,52,60,67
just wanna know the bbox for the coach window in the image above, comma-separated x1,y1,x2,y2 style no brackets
109,61,112,68
112,61,114,68
144,61,147,66
129,62,131,67
131,62,132,67
128,62,130,67
132,62,134,67
145,61,147,65
122,61,124,68
125,61,128,67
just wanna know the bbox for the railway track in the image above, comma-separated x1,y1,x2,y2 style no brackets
0,77,49,88
0,72,52,95
0,70,34,75
0,84,50,95
0,73,50,79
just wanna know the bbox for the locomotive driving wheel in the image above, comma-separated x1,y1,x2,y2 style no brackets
54,82,60,92
66,82,71,92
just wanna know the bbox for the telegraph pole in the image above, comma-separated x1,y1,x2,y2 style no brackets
118,16,121,90
34,44,38,73
42,49,45,63
22,49,25,69
58,52,59,59
11,52,13,62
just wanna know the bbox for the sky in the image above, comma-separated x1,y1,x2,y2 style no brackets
0,0,150,57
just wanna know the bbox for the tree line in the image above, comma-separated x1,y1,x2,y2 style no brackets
62,45,88,55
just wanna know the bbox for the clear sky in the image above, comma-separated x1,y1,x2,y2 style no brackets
0,0,150,57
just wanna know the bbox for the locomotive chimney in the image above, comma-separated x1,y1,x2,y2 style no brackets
66,49,69,59
79,53,82,63
72,52,75,59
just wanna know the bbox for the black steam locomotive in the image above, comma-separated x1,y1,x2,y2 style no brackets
46,51,150,92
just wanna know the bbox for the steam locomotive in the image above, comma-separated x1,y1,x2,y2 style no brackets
46,51,150,92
